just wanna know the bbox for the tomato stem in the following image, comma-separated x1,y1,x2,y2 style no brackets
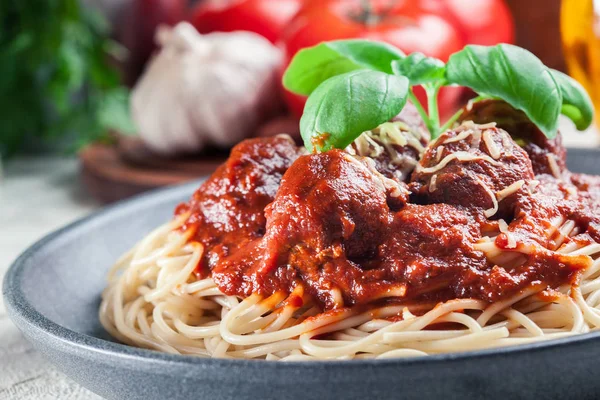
355,0,379,25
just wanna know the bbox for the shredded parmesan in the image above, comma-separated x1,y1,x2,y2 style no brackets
436,145,445,162
429,174,438,192
524,179,540,194
416,151,502,174
498,220,508,232
344,153,409,199
443,129,474,144
483,129,501,159
547,154,562,179
457,120,497,131
496,180,526,202
380,122,408,146
477,178,499,218
383,122,426,155
382,141,400,164
470,129,482,150
345,145,356,155
353,134,371,156
366,134,385,157
351,121,426,162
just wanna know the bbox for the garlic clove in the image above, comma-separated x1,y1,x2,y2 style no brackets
132,23,283,155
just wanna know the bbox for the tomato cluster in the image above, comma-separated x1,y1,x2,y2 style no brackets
125,0,514,118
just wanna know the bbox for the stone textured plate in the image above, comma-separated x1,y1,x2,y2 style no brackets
4,148,600,400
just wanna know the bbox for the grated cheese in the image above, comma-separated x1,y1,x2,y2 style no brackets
483,129,501,159
416,151,502,174
546,154,562,179
496,180,526,201
477,177,499,218
429,174,438,192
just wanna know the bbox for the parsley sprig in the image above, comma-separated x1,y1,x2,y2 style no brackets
0,0,135,157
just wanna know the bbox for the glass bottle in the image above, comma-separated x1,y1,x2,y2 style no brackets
561,0,600,124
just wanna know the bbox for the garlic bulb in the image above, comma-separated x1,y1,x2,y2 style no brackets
131,22,283,155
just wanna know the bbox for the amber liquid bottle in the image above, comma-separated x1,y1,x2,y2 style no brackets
561,0,600,124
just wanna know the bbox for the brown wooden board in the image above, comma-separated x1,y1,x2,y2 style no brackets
79,116,301,204
80,139,225,204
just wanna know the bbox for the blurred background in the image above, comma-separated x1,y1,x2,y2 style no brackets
1,0,599,203
1,0,599,207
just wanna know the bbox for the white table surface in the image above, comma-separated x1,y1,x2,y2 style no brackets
0,156,101,400
0,121,597,399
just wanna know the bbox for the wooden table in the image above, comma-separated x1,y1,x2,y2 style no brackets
0,156,101,400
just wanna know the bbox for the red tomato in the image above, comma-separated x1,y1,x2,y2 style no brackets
190,0,303,44
279,0,465,119
441,0,514,46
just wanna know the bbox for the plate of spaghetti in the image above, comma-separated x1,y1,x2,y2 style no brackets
5,41,600,400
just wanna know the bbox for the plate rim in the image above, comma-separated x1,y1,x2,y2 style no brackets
5,176,600,373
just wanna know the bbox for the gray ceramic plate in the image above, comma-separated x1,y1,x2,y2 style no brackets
4,148,600,400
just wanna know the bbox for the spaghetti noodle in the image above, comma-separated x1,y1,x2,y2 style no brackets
99,212,600,360
100,117,600,360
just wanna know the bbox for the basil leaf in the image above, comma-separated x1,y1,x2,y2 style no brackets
549,69,594,130
300,70,409,152
283,39,405,96
446,44,562,138
391,53,446,85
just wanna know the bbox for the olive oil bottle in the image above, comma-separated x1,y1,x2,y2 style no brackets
561,0,600,123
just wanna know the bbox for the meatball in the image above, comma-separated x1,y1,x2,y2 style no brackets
346,101,429,183
410,122,535,219
459,99,566,177
259,150,408,308
179,134,301,272
265,150,408,262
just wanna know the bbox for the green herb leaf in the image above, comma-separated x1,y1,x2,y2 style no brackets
446,44,562,138
283,39,405,96
549,69,594,130
0,0,132,157
391,53,446,85
300,70,409,152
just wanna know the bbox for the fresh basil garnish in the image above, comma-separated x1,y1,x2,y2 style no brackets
391,53,446,86
446,44,562,138
300,70,409,152
283,39,405,96
550,69,594,130
283,39,594,152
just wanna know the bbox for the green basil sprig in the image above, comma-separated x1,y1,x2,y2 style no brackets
391,53,446,86
550,69,594,130
446,44,562,137
283,40,405,97
283,40,594,152
300,70,409,152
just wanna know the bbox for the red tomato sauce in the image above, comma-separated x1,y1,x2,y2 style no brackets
176,105,600,312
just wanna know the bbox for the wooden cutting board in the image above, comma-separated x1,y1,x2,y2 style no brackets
80,117,301,203
80,137,227,203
